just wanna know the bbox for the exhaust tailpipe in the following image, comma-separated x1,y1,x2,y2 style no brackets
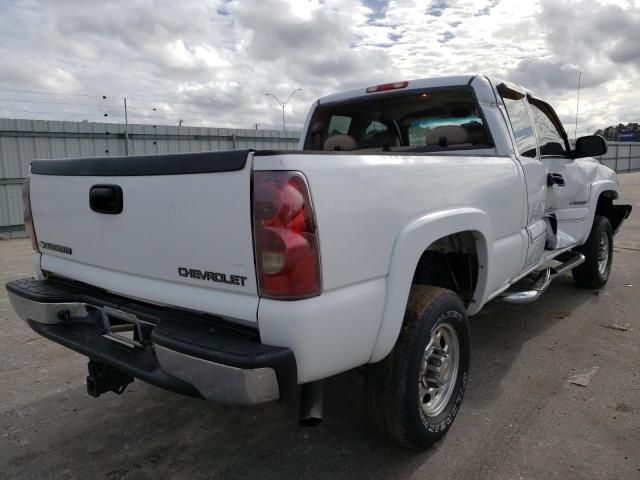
298,381,324,427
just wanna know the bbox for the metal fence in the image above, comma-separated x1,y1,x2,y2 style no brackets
0,118,301,234
1,118,639,235
596,141,640,173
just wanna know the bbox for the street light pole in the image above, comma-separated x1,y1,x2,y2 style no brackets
123,97,130,156
265,88,302,132
282,104,286,132
574,71,582,142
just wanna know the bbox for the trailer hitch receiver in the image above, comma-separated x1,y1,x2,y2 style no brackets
86,360,134,397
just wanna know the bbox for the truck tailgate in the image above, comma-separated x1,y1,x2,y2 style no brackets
29,150,258,324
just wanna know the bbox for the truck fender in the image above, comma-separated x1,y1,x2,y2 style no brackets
580,179,618,243
369,208,492,363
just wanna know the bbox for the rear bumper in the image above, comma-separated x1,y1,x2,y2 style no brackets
6,278,297,406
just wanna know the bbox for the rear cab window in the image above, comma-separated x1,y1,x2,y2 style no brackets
304,88,493,152
408,116,485,146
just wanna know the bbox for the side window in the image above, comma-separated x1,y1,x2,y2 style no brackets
327,115,352,136
529,104,566,156
501,97,537,158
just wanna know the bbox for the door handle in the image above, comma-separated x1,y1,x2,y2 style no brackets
90,185,123,214
547,173,565,187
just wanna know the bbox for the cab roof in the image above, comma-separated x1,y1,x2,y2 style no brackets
317,75,479,105
317,75,541,106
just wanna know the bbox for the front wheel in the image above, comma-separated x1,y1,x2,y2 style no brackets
365,286,471,451
572,215,613,289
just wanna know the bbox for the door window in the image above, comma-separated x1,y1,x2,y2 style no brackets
528,104,566,156
500,96,537,158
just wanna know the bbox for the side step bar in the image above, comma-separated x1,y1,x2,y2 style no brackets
502,252,585,304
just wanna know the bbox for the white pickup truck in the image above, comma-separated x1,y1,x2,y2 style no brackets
7,75,632,450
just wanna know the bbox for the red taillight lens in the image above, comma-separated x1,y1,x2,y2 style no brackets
22,177,39,252
253,171,321,299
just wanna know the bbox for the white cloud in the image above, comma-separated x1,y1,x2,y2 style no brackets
0,0,636,134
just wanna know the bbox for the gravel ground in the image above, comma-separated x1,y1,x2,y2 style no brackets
1,173,639,480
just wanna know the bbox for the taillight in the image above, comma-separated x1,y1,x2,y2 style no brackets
366,81,409,93
22,177,40,252
252,171,321,299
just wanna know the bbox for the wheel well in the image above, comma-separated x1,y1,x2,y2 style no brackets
412,231,479,306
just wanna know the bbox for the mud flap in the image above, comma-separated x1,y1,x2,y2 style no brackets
610,204,632,235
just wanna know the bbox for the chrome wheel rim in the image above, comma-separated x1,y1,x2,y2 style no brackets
597,231,610,276
418,323,460,417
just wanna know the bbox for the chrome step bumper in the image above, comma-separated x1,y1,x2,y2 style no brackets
6,278,297,406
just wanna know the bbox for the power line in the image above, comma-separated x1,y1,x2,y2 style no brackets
125,96,242,110
0,98,115,108
0,106,118,116
0,102,187,117
0,109,111,117
0,87,300,119
0,108,187,122
0,86,228,110
0,87,105,98
0,108,281,129
0,97,281,121
0,94,232,117
0,87,283,126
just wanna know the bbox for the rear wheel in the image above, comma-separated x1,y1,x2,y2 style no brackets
572,215,613,289
365,286,471,451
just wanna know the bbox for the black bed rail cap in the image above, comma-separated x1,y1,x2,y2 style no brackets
31,149,252,176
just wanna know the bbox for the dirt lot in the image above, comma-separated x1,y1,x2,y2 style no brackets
1,173,639,480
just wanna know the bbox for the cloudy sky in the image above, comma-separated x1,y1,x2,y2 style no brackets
0,0,637,134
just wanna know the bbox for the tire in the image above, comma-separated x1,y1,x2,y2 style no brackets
572,215,614,289
365,286,471,451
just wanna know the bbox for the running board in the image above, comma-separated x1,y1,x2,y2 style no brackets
501,252,585,304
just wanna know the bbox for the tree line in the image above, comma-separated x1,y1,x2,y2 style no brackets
594,123,639,140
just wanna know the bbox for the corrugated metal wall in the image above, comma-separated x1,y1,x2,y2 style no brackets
1,117,639,233
0,118,301,232
597,141,640,173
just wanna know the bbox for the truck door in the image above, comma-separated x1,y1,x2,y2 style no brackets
527,98,590,249
497,83,547,269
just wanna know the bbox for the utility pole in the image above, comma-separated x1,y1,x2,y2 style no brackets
265,88,302,132
253,123,260,130
179,119,184,127
574,71,582,142
123,97,130,156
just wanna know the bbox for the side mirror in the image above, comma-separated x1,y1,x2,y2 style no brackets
573,134,607,158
